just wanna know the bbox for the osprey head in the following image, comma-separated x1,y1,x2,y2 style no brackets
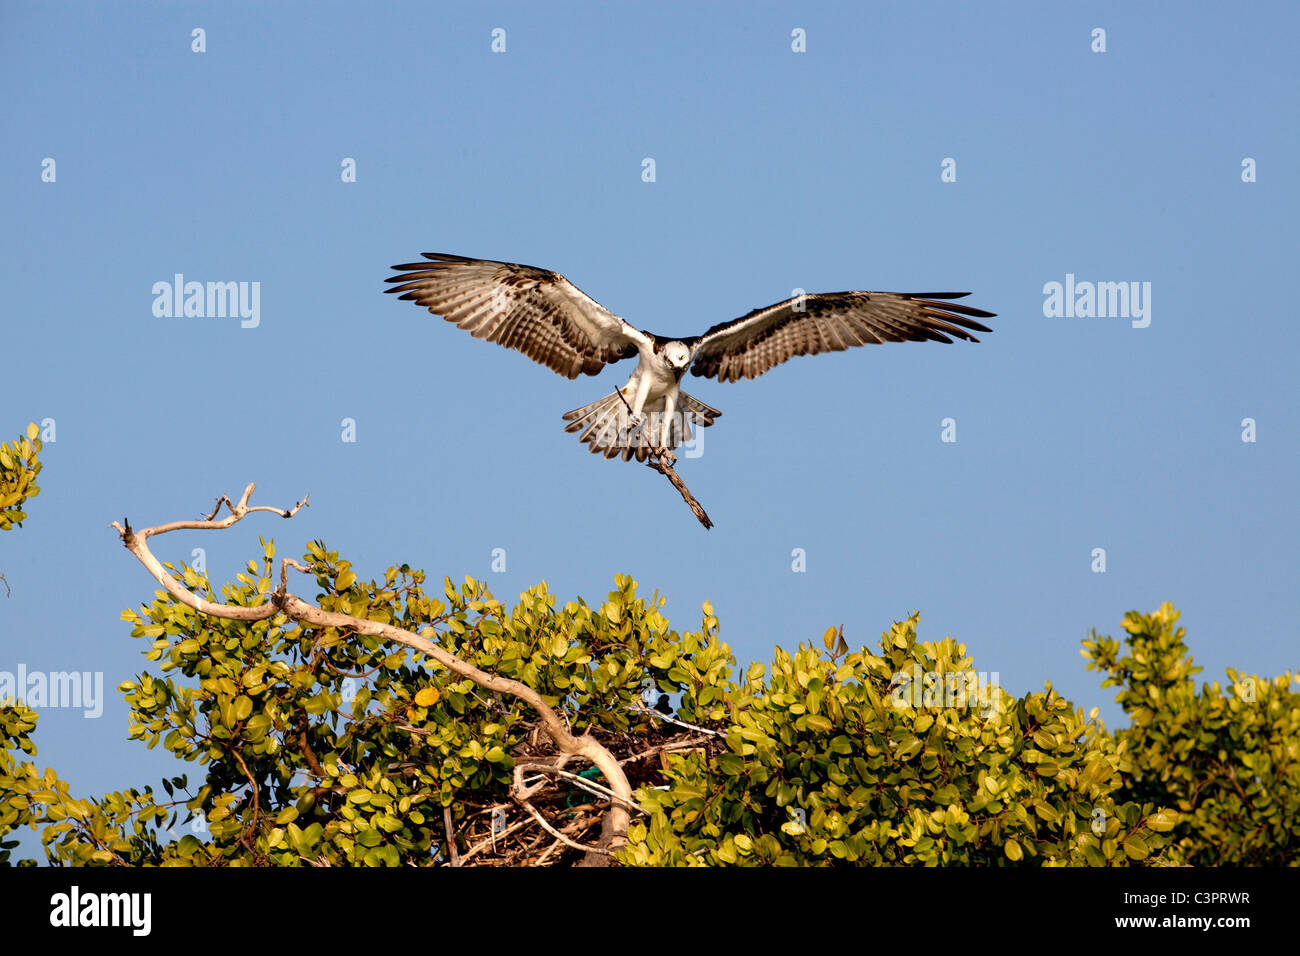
663,341,691,370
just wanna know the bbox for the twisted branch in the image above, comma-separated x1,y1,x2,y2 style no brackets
112,482,632,866
646,451,713,530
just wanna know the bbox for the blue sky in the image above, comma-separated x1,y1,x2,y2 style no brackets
2,1,1297,824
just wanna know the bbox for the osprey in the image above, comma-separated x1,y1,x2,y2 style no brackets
385,253,994,461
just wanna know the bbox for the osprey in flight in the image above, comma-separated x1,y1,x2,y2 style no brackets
385,253,994,461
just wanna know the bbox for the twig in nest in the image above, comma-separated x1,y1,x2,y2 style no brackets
620,735,715,767
517,761,643,814
516,797,614,858
458,809,531,865
443,806,461,867
535,837,565,867
633,700,725,737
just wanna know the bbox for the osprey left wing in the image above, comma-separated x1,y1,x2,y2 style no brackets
687,291,994,383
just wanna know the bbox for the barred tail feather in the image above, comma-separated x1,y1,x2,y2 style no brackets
678,392,722,428
561,390,625,433
560,389,722,462
561,390,634,460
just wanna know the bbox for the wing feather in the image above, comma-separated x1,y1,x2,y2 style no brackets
385,253,646,379
689,291,995,383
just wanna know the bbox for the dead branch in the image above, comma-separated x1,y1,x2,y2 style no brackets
619,735,714,766
645,450,713,530
443,807,461,867
514,760,643,815
633,699,726,738
515,794,615,858
112,481,633,866
457,810,534,865
535,837,564,867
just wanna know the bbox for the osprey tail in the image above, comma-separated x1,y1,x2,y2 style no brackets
561,390,721,461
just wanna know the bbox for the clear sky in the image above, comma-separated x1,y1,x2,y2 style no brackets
2,1,1297,824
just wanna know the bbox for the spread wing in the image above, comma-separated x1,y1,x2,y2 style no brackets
688,291,995,383
385,253,649,379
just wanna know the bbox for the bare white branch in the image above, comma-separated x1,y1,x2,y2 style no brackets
113,482,632,865
515,795,614,858
515,760,643,814
633,699,725,737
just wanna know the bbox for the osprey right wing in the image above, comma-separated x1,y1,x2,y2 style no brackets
385,253,650,379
